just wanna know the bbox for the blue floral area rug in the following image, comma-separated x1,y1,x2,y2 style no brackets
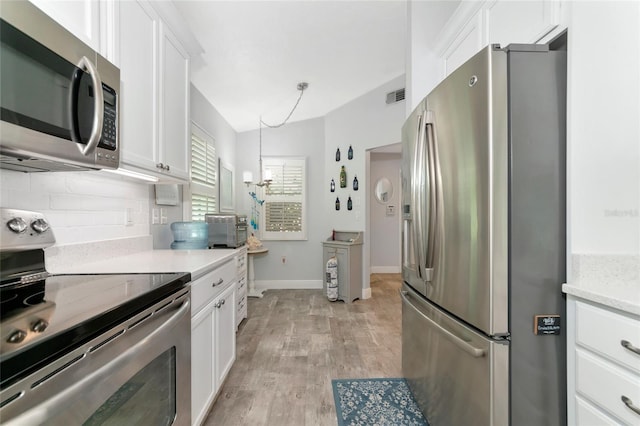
332,378,429,426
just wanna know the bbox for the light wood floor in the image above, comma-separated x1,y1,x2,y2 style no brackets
203,273,403,426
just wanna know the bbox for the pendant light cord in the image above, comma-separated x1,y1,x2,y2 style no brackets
256,82,308,184
260,83,308,128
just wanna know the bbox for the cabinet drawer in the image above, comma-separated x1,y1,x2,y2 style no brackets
576,348,640,424
576,395,620,426
576,301,640,374
237,276,247,293
236,252,247,273
191,259,236,315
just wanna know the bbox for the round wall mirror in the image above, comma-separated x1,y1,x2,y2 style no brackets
374,177,393,203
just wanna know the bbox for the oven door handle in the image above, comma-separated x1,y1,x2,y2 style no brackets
3,298,190,426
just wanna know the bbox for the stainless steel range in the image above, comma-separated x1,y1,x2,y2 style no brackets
0,208,192,425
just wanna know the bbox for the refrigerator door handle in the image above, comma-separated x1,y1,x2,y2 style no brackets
400,290,486,358
423,111,439,281
412,113,427,281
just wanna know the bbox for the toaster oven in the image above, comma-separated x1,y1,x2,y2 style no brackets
205,214,247,248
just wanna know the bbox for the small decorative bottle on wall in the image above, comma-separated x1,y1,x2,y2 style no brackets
353,175,359,191
335,197,340,210
335,148,341,162
330,178,335,192
339,166,347,188
347,196,353,211
348,145,353,160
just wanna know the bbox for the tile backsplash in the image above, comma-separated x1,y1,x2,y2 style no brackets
0,169,151,245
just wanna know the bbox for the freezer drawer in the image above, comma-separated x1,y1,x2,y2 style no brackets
401,284,508,426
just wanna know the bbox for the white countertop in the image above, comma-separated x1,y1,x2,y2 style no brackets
563,282,640,317
51,248,241,281
563,254,640,316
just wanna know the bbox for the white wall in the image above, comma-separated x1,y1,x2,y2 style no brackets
191,84,237,179
0,169,150,246
566,1,639,256
406,0,459,114
324,75,406,232
324,75,406,296
236,117,325,287
370,152,401,273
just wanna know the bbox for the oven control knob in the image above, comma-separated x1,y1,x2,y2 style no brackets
7,330,27,344
31,319,49,333
7,217,27,233
31,218,49,234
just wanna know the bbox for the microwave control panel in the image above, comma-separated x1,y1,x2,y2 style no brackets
98,84,117,151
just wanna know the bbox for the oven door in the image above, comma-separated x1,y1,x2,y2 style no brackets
0,292,191,426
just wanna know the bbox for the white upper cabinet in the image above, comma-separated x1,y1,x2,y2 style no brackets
117,0,159,174
435,0,561,77
29,0,100,51
159,22,190,180
484,0,559,47
113,0,191,182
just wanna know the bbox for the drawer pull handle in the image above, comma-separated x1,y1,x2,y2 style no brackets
622,396,640,416
212,278,224,287
621,340,640,356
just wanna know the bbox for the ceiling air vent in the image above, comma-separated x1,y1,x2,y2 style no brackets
386,88,405,104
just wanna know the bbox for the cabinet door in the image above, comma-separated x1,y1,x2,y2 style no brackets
214,284,236,391
29,0,100,51
159,22,190,180
191,303,215,425
118,0,159,172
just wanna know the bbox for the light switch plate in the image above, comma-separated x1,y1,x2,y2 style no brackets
125,208,134,226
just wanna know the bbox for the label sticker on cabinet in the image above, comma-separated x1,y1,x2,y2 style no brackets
534,315,561,335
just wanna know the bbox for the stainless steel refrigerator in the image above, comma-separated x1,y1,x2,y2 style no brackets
401,43,567,426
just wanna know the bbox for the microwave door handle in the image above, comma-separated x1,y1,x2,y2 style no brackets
76,56,104,155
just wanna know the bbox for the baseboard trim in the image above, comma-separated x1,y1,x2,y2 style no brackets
255,280,323,290
370,266,401,274
362,287,372,299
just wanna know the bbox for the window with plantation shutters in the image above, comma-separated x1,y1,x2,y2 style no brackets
189,124,217,221
260,157,307,240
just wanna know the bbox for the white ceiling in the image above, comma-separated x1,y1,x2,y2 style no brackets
174,1,457,133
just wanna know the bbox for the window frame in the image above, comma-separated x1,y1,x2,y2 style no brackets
259,156,307,241
187,122,217,222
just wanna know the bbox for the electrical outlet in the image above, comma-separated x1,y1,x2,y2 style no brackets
125,208,134,226
281,256,286,264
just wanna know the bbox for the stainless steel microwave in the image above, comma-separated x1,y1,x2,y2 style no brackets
0,1,120,172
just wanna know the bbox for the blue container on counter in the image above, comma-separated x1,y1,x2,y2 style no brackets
170,222,208,249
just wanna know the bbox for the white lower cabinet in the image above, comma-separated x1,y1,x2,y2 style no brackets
214,284,236,387
191,301,214,425
190,260,238,426
235,248,248,329
568,296,640,425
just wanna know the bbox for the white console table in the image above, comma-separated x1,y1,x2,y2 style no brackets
247,247,268,298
